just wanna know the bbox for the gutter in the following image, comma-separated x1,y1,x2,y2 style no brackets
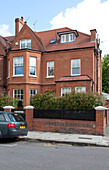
44,46,95,53
8,46,95,54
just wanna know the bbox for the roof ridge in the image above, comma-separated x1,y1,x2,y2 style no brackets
36,27,72,34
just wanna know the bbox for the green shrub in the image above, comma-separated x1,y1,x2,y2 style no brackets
31,90,106,110
0,94,18,109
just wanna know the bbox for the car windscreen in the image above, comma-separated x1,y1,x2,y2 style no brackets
8,113,24,122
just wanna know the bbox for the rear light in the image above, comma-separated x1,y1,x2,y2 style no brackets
8,123,15,129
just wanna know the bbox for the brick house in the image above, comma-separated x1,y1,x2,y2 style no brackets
0,17,102,107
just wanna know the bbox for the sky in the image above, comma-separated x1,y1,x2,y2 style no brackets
0,0,109,57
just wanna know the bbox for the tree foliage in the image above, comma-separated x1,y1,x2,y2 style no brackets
31,90,105,110
0,94,18,109
102,54,109,93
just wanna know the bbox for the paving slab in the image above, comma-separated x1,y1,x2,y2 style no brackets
20,131,109,147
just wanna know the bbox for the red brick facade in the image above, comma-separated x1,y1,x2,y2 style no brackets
0,17,102,107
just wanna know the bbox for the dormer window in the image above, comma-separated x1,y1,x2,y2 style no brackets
61,33,76,43
57,30,79,44
20,38,31,49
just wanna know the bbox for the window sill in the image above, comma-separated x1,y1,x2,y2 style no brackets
12,75,24,77
71,74,80,76
46,76,55,78
29,75,37,78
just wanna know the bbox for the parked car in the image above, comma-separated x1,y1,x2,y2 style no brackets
0,111,28,138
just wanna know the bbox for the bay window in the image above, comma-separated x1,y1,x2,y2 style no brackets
13,56,23,76
30,57,36,76
13,89,23,102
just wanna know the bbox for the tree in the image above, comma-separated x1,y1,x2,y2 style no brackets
102,54,109,93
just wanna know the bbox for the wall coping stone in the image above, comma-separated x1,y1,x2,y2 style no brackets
3,106,15,109
95,106,108,110
24,106,34,110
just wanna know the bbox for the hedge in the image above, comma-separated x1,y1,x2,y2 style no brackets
31,90,105,110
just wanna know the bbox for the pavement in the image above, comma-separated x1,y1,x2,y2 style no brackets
20,131,109,147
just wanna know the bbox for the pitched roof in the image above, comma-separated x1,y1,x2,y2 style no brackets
55,75,92,82
1,27,96,52
36,27,96,51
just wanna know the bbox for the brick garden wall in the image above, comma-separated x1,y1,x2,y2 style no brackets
32,118,96,135
24,106,108,136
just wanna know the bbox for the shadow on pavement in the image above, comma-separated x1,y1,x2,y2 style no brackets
0,137,20,144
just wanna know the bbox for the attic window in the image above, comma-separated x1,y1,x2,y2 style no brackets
20,38,31,49
50,39,56,44
60,33,76,43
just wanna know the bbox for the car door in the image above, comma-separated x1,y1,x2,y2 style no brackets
0,113,8,137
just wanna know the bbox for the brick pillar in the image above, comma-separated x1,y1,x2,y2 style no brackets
24,106,34,131
3,106,15,112
95,106,107,136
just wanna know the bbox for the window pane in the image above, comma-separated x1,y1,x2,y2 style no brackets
75,86,86,92
13,57,23,75
30,57,36,75
72,68,80,75
61,87,71,96
47,61,54,77
71,59,80,76
8,60,10,77
20,39,31,49
66,34,69,42
30,89,37,98
13,89,23,102
15,66,23,75
0,114,5,121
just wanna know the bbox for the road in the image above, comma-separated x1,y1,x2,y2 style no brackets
0,139,109,170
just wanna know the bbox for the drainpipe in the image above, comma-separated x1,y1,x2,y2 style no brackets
96,35,100,92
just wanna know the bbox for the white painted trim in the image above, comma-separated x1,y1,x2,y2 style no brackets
3,106,15,109
24,106,34,109
95,106,108,110
29,75,37,78
46,76,55,78
12,75,24,77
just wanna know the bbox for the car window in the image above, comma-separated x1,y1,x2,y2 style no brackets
8,113,24,122
0,114,5,121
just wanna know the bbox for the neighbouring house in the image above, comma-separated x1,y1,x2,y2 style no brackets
0,17,102,107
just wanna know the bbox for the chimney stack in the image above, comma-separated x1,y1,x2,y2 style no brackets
15,17,24,36
90,29,97,42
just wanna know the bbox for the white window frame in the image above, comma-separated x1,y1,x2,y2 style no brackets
13,56,23,76
30,89,37,98
71,59,80,76
61,87,71,96
13,89,23,102
75,86,86,92
29,57,37,77
20,38,31,49
8,60,10,78
47,61,54,78
61,33,76,43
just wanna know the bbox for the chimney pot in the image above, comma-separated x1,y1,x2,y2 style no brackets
15,17,24,36
21,16,24,22
90,29,97,42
